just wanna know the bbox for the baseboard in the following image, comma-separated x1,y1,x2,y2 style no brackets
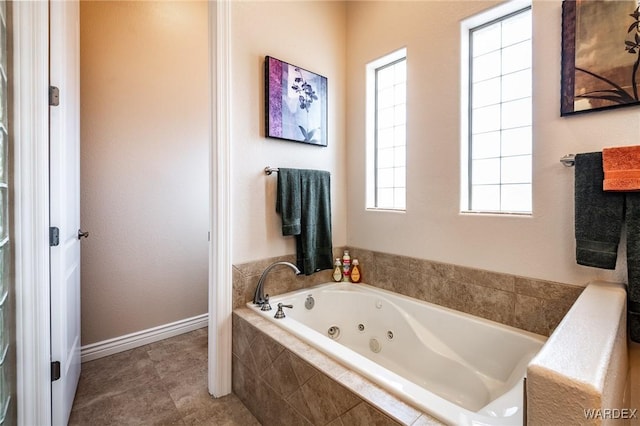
80,313,208,363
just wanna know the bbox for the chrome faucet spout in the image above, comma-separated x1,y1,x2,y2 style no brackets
253,261,301,306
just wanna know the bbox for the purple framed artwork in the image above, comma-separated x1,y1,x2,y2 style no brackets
265,56,328,146
561,0,640,115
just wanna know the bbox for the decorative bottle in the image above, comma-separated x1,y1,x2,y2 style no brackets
351,259,361,283
342,250,351,282
332,258,343,282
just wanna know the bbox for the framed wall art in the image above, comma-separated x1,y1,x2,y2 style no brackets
265,56,328,146
561,0,640,116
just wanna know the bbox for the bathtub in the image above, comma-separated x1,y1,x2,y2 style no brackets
247,282,546,425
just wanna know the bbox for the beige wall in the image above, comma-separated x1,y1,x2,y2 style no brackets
345,1,637,287
231,1,347,264
80,1,209,344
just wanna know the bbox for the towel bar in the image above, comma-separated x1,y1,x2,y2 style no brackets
265,166,279,175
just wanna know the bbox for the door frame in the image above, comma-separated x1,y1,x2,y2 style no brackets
13,2,53,425
12,1,232,423
208,0,232,397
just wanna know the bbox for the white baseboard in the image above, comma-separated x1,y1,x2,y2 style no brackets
80,313,208,363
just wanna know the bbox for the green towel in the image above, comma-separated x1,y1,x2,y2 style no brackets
574,152,624,269
276,169,301,236
626,194,640,342
276,168,333,275
573,153,640,342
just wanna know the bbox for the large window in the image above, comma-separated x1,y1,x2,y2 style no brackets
463,6,532,214
366,48,407,211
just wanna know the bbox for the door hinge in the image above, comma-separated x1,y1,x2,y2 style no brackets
49,227,60,247
51,361,61,382
49,86,60,106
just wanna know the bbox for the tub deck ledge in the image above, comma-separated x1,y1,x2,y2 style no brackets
526,280,628,425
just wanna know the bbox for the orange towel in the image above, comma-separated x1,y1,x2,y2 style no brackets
602,145,640,191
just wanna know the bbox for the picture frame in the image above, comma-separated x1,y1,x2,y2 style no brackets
265,56,328,146
561,0,640,116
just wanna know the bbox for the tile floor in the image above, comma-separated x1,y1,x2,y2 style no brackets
69,328,259,425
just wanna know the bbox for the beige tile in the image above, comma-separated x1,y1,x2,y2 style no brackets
374,252,424,272
233,265,249,309
286,386,316,423
337,370,421,425
148,329,208,362
340,401,401,425
72,346,161,411
73,329,259,426
69,381,184,426
287,339,350,379
248,333,279,372
234,254,296,277
422,260,454,281
431,278,515,326
180,393,260,426
262,331,286,361
286,373,360,425
372,266,404,293
396,276,430,302
288,350,318,386
514,276,583,301
514,293,574,336
411,413,445,425
254,375,311,426
261,349,302,398
235,313,290,375
451,264,515,292
322,376,363,416
326,417,345,426
232,313,254,358
162,362,212,417
376,264,428,297
232,311,259,347
232,354,258,415
148,333,208,379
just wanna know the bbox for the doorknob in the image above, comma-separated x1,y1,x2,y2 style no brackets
77,229,89,240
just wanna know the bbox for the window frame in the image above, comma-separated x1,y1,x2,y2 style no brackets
365,48,407,212
460,1,532,216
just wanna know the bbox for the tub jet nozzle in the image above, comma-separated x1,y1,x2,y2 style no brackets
369,338,382,353
328,326,340,339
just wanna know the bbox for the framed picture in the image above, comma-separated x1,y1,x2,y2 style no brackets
561,0,640,116
265,56,328,146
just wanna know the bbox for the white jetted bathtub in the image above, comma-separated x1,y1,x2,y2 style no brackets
248,282,546,425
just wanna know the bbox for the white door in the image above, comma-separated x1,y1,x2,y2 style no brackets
49,1,82,424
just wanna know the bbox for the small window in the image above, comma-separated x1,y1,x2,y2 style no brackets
462,5,532,214
366,48,407,211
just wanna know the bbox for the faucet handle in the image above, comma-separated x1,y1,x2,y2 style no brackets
260,294,272,311
274,303,293,319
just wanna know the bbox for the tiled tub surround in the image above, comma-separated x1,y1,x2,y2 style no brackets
247,283,546,425
232,308,443,425
233,247,347,310
234,248,584,336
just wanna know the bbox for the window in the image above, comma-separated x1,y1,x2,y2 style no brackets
462,5,532,214
366,48,407,211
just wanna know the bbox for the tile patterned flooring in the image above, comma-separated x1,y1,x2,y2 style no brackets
69,328,259,425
